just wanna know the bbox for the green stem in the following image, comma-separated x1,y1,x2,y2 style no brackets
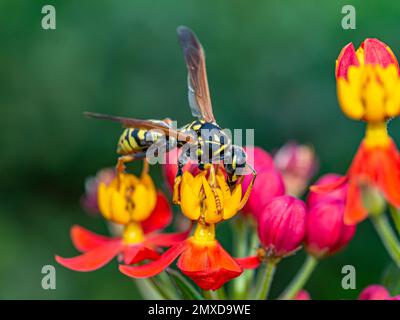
135,279,165,300
152,272,180,300
203,287,227,300
371,214,400,268
231,218,249,299
215,287,227,300
254,261,277,300
203,290,218,300
280,255,318,300
240,231,259,299
389,205,400,236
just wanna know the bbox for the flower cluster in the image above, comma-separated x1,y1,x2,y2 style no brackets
55,36,400,300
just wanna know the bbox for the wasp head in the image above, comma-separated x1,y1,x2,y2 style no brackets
224,145,247,188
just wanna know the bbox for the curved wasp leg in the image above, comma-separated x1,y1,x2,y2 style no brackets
116,152,147,174
238,164,257,210
207,164,223,217
115,152,146,186
172,152,189,205
140,158,150,177
227,173,239,191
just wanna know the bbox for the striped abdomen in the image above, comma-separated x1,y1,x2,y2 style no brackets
117,128,163,155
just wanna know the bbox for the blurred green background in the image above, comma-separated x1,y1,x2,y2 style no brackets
1,0,400,299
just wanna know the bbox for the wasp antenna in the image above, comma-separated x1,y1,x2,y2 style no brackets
247,163,257,176
83,112,110,120
84,111,98,118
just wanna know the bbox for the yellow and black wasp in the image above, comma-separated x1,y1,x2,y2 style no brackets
83,113,191,173
85,26,256,203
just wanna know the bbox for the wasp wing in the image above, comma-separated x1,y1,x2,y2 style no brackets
177,26,216,123
84,112,195,143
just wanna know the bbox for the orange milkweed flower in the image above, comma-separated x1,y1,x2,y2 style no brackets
312,38,400,225
56,167,188,271
119,168,260,290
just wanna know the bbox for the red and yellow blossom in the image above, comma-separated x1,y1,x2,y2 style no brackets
119,166,259,290
56,167,188,271
312,38,400,225
179,170,247,223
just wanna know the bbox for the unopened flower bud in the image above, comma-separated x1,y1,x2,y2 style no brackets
257,195,306,258
81,168,115,214
358,285,390,300
305,200,356,258
295,290,311,300
307,174,347,208
240,147,285,218
242,169,285,219
274,142,318,197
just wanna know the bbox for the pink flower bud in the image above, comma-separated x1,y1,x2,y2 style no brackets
358,285,391,300
295,290,311,300
241,146,277,192
244,146,275,172
241,146,285,218
305,200,356,257
242,169,285,219
307,173,347,208
257,195,306,257
81,168,115,214
274,142,318,197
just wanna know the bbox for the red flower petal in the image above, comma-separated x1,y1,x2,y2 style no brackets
376,141,400,208
235,256,261,269
310,176,348,194
141,192,172,234
362,38,398,69
71,225,115,252
177,239,242,291
344,140,400,224
336,43,359,79
145,230,191,247
119,241,187,278
55,241,122,272
307,174,347,208
122,245,160,265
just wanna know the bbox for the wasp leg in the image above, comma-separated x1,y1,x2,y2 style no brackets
172,152,189,205
227,173,239,191
238,165,257,210
207,164,223,217
141,158,150,177
116,152,146,174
